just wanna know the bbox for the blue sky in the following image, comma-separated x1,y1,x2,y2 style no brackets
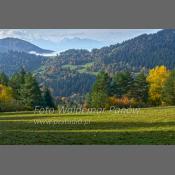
0,29,161,50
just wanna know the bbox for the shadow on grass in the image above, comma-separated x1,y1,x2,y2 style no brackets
0,112,33,116
0,115,53,120
0,130,175,145
1,121,175,130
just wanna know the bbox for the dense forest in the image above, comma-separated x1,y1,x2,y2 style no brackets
86,66,175,108
0,69,55,111
0,65,175,111
36,66,96,97
0,51,46,75
1,29,175,99
37,29,175,97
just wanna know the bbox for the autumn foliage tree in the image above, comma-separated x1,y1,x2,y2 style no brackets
0,84,14,111
146,65,169,105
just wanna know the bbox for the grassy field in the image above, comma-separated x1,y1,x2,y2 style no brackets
0,107,175,144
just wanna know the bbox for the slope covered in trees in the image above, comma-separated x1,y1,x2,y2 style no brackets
1,29,175,97
89,29,175,72
42,29,175,75
0,51,47,75
37,29,175,97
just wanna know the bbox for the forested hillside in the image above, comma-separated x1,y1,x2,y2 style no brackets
1,29,175,98
89,29,175,72
0,51,46,75
37,29,175,97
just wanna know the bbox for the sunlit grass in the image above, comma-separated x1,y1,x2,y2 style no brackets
0,106,175,144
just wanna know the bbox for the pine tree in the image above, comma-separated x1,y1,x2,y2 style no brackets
131,72,148,103
112,71,133,97
9,68,26,100
19,73,43,109
89,72,111,108
43,87,55,108
0,72,9,86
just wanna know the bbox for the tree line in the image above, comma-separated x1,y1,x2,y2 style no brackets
0,68,55,112
86,65,175,108
1,65,175,111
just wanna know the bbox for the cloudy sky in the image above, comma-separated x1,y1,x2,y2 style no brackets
0,29,161,50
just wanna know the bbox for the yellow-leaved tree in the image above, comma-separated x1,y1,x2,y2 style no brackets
146,65,169,105
0,84,14,111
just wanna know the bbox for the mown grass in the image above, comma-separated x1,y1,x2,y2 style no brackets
0,107,175,144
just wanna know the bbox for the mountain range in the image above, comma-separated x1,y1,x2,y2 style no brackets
32,37,105,52
0,29,175,97
57,37,105,51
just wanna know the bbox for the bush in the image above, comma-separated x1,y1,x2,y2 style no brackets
0,100,26,112
109,96,131,108
109,96,145,108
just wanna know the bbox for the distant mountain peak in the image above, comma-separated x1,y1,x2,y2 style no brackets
0,37,54,54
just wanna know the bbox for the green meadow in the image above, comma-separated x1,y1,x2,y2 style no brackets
0,107,175,145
